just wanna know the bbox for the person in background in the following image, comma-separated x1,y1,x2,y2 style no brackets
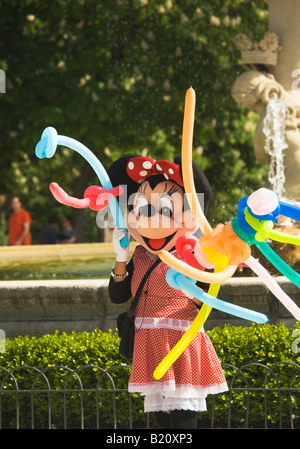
8,196,32,245
40,216,58,244
57,216,78,244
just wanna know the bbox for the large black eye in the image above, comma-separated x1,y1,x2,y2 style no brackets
158,197,173,218
136,196,149,217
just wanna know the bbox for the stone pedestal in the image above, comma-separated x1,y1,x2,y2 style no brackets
0,277,298,339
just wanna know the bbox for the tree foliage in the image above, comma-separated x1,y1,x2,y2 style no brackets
0,0,269,242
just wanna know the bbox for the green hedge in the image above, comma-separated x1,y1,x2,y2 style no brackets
205,323,300,428
0,323,299,428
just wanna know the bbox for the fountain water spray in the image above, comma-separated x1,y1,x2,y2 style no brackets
263,98,288,199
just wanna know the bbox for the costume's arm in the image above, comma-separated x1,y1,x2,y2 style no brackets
109,257,134,304
196,279,210,292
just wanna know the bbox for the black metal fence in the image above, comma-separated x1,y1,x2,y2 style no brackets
0,362,299,429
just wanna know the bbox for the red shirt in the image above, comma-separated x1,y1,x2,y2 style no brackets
8,209,32,245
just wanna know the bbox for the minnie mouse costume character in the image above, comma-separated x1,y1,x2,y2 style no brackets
108,154,228,429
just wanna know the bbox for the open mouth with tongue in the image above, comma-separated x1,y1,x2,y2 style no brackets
142,231,177,251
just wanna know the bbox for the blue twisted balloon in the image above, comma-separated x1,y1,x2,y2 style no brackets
166,268,268,324
35,126,129,248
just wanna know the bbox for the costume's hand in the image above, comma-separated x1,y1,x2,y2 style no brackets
113,227,130,262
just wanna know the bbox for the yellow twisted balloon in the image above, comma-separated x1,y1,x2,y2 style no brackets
244,208,300,245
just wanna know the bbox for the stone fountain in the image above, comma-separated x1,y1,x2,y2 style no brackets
231,0,300,274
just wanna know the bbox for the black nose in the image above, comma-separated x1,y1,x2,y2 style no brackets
139,204,156,217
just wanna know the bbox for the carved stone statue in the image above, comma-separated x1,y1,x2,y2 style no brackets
231,0,300,203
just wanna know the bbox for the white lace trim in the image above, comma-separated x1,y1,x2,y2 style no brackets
135,316,204,332
129,381,228,398
144,393,207,413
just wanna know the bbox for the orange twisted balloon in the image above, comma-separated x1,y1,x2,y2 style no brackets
158,87,240,284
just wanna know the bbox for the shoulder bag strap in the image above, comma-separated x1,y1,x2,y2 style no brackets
129,257,161,311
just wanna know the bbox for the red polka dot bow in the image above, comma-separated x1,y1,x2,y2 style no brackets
126,157,183,186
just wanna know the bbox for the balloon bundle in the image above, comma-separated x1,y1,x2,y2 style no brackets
154,88,300,379
35,88,300,382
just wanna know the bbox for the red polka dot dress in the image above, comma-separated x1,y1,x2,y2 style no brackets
128,245,228,413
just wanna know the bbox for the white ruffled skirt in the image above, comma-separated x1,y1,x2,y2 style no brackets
144,392,207,413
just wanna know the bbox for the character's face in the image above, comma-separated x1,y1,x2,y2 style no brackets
126,178,197,254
